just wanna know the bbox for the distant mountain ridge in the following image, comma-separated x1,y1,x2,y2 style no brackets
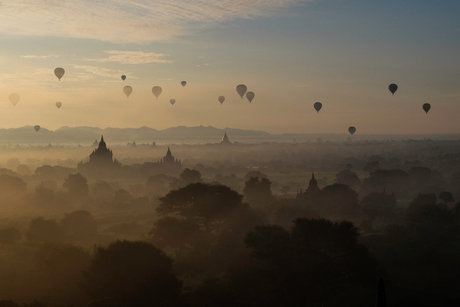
0,125,274,145
0,126,458,145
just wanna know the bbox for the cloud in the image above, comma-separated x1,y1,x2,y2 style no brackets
21,54,60,59
73,65,134,79
85,51,173,64
0,0,309,43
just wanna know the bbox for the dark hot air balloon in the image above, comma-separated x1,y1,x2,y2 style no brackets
121,75,126,81
123,86,132,98
348,126,356,135
218,96,225,104
54,67,65,80
34,125,41,132
389,83,398,95
314,102,322,113
236,84,247,99
246,91,255,103
423,103,431,114
152,86,162,98
181,81,186,87
56,102,62,109
170,99,176,105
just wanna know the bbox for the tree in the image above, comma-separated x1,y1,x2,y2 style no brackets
0,174,27,198
149,216,202,258
234,218,378,306
157,183,242,232
320,183,359,216
60,210,98,241
0,227,21,248
243,177,275,208
26,217,62,242
145,174,173,197
91,180,114,199
439,191,454,204
243,171,267,182
335,169,361,190
363,161,380,173
16,164,31,176
34,165,57,179
180,168,202,185
407,193,437,215
63,173,89,197
35,182,54,206
360,191,396,219
34,243,91,304
82,240,181,306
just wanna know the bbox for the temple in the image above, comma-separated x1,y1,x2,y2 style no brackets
158,147,181,165
296,173,321,201
140,147,182,177
78,136,121,176
220,131,232,144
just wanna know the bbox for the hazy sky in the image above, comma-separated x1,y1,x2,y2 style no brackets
0,0,459,134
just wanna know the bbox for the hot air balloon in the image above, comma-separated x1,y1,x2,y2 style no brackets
389,83,398,95
152,86,162,98
9,93,20,107
56,102,62,109
181,81,186,87
170,99,176,105
218,96,225,104
123,86,132,98
314,102,322,113
246,91,255,103
423,103,431,114
236,84,247,99
34,125,40,132
54,67,65,80
121,75,126,81
348,126,356,135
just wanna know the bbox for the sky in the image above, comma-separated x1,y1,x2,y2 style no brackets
0,0,459,135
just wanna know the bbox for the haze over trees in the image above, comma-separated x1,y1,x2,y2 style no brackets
0,137,459,306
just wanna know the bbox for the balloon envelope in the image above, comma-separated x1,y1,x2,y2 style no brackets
9,93,20,106
54,67,65,80
218,96,225,104
389,83,398,95
56,102,62,109
246,91,255,103
423,103,431,114
170,99,176,105
121,75,126,81
348,126,356,135
152,86,162,98
181,81,186,87
236,84,247,99
123,86,132,98
314,102,322,113
34,125,40,132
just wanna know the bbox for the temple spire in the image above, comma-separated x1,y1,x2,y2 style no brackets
308,172,318,190
221,131,231,144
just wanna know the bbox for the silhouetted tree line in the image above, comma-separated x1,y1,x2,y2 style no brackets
2,140,460,306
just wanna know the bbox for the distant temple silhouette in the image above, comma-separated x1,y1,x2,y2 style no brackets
221,131,232,144
307,172,319,192
296,173,321,202
158,147,181,166
78,136,121,176
140,146,182,177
